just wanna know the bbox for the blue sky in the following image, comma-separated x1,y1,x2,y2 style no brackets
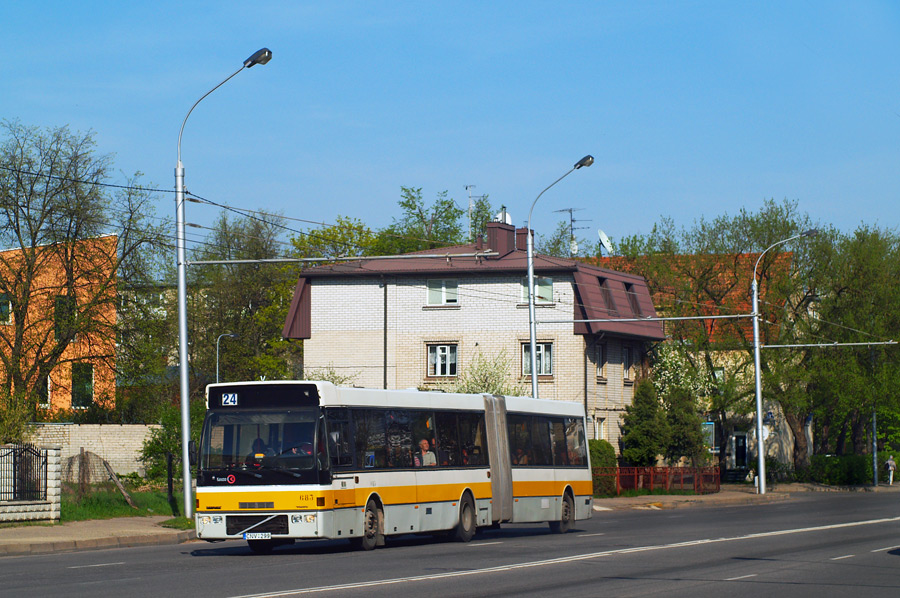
3,2,899,252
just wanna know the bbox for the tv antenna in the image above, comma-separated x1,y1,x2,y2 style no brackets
465,184,487,242
553,208,591,256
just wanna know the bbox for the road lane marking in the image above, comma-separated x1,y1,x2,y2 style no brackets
831,554,854,560
469,542,503,547
577,533,605,537
871,545,900,553
724,574,757,581
68,562,125,569
229,515,900,598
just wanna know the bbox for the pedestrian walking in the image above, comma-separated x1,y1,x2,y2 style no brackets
886,455,896,485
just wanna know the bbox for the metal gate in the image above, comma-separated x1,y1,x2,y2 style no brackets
0,444,48,501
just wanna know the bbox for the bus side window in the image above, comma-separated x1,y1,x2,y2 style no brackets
325,410,354,468
434,412,460,466
549,418,569,466
459,412,487,466
531,417,553,466
565,417,587,466
508,414,531,466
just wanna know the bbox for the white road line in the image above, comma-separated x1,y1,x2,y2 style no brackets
229,516,900,598
871,545,900,553
469,541,503,547
577,533,605,537
831,554,854,560
724,574,757,581
67,562,125,569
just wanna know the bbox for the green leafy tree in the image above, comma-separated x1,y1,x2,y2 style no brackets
536,220,591,258
369,187,465,254
289,215,376,261
620,379,669,466
663,387,706,466
439,349,526,396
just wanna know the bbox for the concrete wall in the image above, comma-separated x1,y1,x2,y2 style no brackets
27,424,158,476
0,447,61,523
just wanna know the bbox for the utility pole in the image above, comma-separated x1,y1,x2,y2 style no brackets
553,207,590,256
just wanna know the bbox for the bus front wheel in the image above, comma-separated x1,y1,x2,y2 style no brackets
353,499,382,551
549,493,574,534
454,495,476,542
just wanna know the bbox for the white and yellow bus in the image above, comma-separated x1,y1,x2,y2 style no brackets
195,381,592,554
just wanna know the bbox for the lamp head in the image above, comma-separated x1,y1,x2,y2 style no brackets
802,228,818,237
244,48,272,68
574,155,594,169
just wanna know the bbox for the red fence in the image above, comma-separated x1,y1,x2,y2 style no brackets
592,466,720,496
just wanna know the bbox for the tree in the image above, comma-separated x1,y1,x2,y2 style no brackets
289,215,376,261
620,379,669,466
0,121,164,440
188,212,301,391
536,220,591,258
439,349,526,396
368,187,465,254
663,387,706,466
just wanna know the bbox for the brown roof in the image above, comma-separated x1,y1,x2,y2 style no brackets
283,222,664,341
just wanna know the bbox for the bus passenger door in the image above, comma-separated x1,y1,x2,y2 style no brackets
484,394,513,523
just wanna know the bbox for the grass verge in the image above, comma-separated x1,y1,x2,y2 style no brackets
61,482,184,523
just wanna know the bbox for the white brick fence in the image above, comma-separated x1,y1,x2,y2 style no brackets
0,445,61,523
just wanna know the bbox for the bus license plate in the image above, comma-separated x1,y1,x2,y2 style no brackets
243,532,271,540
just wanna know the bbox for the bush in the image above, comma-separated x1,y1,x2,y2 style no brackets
806,454,872,485
590,439,617,496
140,399,206,481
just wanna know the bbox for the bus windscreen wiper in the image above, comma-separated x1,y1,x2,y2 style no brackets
256,465,303,478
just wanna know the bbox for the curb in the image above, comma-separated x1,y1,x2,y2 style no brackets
594,492,791,511
0,529,196,558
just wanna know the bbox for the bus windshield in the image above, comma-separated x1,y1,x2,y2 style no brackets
200,408,321,476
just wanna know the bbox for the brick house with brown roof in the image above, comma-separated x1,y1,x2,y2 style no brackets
0,236,117,412
283,222,664,446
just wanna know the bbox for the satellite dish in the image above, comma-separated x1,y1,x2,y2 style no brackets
495,210,513,225
597,229,613,256
570,239,579,256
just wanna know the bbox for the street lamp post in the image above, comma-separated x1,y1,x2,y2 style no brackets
175,48,271,518
526,155,593,399
751,228,817,494
216,333,238,383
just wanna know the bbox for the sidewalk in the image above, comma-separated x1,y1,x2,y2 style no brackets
1,483,896,557
0,516,195,557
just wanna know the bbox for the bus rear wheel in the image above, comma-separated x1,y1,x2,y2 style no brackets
453,495,476,542
353,499,382,551
549,493,574,534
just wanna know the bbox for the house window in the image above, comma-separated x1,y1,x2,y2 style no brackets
521,277,553,304
71,363,93,409
0,293,10,325
596,343,607,381
624,283,642,317
426,279,458,305
427,344,458,377
623,346,634,382
55,295,77,342
598,278,617,316
523,342,553,376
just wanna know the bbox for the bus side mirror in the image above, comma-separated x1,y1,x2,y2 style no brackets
188,440,198,466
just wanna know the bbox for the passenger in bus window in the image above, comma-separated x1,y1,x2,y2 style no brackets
514,448,530,465
246,438,271,465
415,438,436,467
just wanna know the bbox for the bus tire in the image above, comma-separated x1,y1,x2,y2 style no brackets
454,495,477,543
549,492,574,534
353,499,382,551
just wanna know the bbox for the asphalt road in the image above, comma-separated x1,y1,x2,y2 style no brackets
2,492,898,598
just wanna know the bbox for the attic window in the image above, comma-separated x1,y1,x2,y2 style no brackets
521,277,553,304
426,280,458,305
624,283,642,317
598,278,617,316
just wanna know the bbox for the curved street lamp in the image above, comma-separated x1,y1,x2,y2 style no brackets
751,228,817,494
526,155,593,399
216,333,238,383
175,48,272,518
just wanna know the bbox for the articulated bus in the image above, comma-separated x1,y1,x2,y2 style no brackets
195,381,592,553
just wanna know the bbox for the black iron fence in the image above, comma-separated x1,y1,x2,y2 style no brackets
593,466,720,496
0,444,48,501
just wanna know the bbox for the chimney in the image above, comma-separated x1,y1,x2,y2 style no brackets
475,234,483,251
516,227,531,252
485,221,516,257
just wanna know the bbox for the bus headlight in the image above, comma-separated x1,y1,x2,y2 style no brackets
199,516,223,525
292,514,316,524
